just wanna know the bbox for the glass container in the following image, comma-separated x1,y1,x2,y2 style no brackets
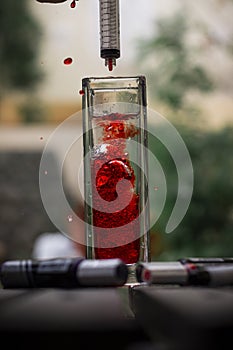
82,76,150,283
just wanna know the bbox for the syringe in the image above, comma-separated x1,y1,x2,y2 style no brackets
99,0,120,71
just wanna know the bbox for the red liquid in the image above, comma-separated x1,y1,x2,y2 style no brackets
63,57,73,65
92,113,140,264
108,59,113,72
70,0,76,8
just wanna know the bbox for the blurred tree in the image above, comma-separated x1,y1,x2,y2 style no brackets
0,1,43,107
149,123,233,260
135,0,233,259
19,99,46,123
137,13,213,110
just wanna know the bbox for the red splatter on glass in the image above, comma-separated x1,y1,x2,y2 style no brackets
91,113,140,264
70,0,76,8
63,57,73,65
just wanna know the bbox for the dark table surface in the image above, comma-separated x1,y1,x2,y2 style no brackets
0,284,233,350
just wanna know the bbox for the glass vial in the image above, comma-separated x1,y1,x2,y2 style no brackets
82,76,150,283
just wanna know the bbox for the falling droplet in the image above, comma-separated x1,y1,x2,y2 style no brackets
40,136,43,141
44,170,48,175
154,186,158,191
70,0,76,8
79,90,85,96
63,57,73,65
67,215,73,223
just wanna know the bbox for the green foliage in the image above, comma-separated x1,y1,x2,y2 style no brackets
0,0,43,97
136,2,233,259
19,98,46,123
137,13,213,110
149,123,233,260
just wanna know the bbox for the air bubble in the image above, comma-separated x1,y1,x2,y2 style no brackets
67,215,73,223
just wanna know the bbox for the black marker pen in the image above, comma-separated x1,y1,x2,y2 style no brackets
179,257,233,265
197,264,233,286
0,258,128,289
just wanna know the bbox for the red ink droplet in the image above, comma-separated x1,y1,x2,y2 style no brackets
79,90,85,96
70,0,76,8
63,57,73,65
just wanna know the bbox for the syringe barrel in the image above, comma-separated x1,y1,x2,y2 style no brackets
99,0,120,60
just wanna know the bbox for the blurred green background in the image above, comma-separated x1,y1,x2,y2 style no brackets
0,0,232,262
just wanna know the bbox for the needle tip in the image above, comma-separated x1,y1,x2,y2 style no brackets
105,58,116,72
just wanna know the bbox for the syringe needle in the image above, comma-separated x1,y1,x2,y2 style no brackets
105,58,116,72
